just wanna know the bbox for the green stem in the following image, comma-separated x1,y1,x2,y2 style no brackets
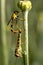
23,10,29,65
18,0,32,65
1,0,8,65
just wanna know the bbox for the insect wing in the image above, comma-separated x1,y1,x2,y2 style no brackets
7,18,11,25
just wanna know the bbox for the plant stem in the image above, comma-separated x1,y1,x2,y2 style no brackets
23,10,29,65
1,0,8,65
18,0,32,65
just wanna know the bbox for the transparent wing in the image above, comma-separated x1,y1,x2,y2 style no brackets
7,18,11,25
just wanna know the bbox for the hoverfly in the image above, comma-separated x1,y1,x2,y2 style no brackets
7,11,19,25
15,29,22,57
7,10,24,33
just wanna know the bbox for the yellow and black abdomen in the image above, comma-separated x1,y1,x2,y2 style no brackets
15,30,22,57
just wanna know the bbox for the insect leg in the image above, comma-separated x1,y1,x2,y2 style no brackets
18,17,25,22
17,11,22,16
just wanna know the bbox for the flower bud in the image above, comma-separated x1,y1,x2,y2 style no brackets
18,1,32,11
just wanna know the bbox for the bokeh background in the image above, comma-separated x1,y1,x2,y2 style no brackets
0,0,43,65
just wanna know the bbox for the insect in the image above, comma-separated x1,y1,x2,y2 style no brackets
15,29,22,57
7,10,24,33
7,11,23,57
7,11,19,25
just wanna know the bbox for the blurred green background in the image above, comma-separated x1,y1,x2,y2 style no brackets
0,0,43,65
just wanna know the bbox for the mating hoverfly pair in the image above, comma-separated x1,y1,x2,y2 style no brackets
7,11,23,57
